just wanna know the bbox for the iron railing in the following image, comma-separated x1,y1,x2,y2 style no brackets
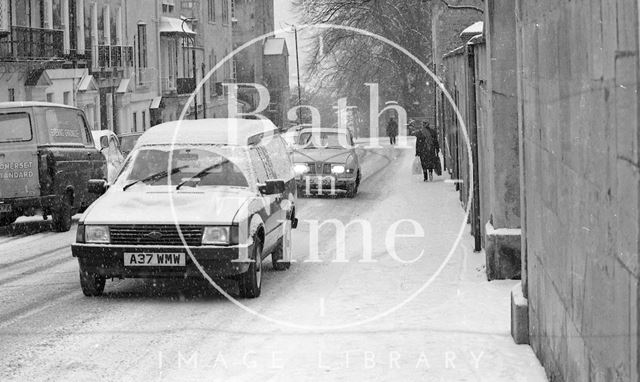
93,45,134,69
0,26,64,61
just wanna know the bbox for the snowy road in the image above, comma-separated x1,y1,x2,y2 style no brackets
0,143,547,381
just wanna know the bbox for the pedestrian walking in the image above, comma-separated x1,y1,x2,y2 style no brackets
415,122,440,182
386,117,398,145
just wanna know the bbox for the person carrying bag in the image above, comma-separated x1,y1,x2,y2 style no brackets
415,122,440,182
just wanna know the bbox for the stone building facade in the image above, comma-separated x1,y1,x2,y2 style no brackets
437,0,522,281
439,0,640,380
517,0,639,380
0,0,286,134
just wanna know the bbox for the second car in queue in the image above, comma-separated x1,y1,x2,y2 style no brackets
292,127,361,197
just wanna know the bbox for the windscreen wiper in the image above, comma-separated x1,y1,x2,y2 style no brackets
175,160,230,190
123,165,188,191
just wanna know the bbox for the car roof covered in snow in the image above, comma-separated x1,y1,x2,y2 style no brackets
135,118,279,147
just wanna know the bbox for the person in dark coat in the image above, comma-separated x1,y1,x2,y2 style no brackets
386,117,398,145
415,122,440,181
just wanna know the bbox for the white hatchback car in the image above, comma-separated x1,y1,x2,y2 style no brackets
73,119,298,298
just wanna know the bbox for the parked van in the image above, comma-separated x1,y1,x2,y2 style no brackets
0,102,106,231
73,118,298,298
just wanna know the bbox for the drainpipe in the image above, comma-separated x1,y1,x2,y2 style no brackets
202,62,207,118
155,0,162,98
192,46,197,119
467,42,481,252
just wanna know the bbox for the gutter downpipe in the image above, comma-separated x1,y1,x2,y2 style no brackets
155,0,162,99
467,41,481,252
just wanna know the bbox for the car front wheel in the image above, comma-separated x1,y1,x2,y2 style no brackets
239,236,263,298
79,266,106,297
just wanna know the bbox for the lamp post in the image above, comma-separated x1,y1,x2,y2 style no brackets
294,25,302,126
282,22,303,126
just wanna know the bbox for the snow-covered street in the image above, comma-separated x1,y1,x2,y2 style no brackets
0,144,547,381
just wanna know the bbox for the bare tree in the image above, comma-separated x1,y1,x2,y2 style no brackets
293,0,435,119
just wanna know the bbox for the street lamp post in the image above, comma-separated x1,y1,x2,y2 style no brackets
294,25,302,126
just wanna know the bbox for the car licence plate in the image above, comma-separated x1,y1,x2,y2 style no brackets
124,252,186,267
0,204,11,213
305,176,332,186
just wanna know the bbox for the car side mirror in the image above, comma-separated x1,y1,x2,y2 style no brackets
99,136,109,151
88,179,109,195
259,179,286,195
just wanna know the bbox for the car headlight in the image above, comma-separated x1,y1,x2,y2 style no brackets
202,226,232,245
294,163,310,175
331,165,346,174
85,225,110,244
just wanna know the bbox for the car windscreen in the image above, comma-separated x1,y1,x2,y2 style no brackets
114,146,251,189
0,112,32,143
297,131,350,149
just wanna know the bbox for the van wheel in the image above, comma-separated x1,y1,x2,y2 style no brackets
0,213,17,226
52,195,73,232
239,237,263,298
272,221,292,271
79,266,106,296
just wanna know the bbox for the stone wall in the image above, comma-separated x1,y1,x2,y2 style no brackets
439,0,522,280
517,0,640,380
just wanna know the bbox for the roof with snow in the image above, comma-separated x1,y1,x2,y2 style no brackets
460,21,483,39
263,38,288,56
159,16,195,35
135,118,279,147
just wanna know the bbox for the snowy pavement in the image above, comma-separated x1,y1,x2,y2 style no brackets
0,141,547,381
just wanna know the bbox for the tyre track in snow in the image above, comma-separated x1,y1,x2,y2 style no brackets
0,244,71,270
0,246,73,287
0,225,78,330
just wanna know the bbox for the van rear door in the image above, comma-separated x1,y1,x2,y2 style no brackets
0,111,39,200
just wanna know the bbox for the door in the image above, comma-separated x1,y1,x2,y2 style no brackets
106,134,124,183
0,110,40,200
42,107,100,210
249,145,283,253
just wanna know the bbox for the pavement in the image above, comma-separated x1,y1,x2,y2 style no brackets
0,140,547,381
